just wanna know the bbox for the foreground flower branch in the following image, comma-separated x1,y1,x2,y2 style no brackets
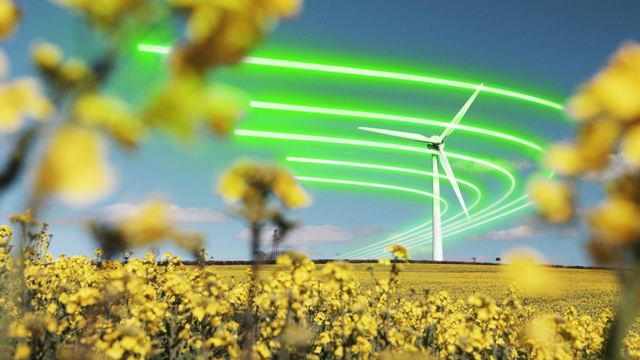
531,41,640,360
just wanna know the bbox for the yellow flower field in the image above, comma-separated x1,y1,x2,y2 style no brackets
2,222,632,359
217,263,622,321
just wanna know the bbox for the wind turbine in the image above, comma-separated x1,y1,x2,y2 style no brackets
359,83,483,261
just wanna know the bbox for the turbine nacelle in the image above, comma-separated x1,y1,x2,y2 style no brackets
358,82,484,223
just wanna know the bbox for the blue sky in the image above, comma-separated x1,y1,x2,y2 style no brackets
1,1,639,265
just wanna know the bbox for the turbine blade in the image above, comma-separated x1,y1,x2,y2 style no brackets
439,83,484,141
438,146,470,220
359,127,431,142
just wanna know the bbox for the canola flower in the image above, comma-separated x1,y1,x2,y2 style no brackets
532,40,640,360
0,224,630,360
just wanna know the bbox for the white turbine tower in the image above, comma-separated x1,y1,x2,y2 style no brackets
359,83,483,261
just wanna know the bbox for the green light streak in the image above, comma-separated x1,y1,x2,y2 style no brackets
295,176,449,215
287,157,486,259
234,129,519,259
235,129,515,188
400,201,534,258
236,130,516,219
347,170,555,259
137,44,564,110
362,200,533,259
138,44,171,53
286,157,482,200
355,195,534,259
138,43,555,257
252,101,544,151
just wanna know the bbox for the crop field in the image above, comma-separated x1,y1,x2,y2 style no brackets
214,263,622,320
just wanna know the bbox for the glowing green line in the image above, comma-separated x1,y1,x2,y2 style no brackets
295,176,449,215
235,129,516,197
357,195,534,259
287,157,486,258
252,101,544,151
348,170,555,259
399,201,534,258
235,129,518,258
362,200,534,259
286,157,482,198
137,44,564,110
138,42,553,258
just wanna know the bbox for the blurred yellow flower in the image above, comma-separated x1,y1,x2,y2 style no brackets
34,125,115,206
144,75,204,140
622,124,640,166
272,169,311,208
75,93,145,148
218,160,310,209
0,0,19,39
504,247,555,296
31,41,63,70
0,78,53,133
265,0,302,18
205,83,247,136
171,231,203,253
9,209,35,226
544,143,583,176
529,178,573,223
589,198,640,245
590,42,640,122
60,57,88,83
569,41,640,122
219,168,248,204
13,342,30,360
576,118,620,171
120,200,174,246
566,91,602,121
385,244,409,261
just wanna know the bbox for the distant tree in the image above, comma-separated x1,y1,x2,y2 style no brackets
148,245,161,259
496,257,502,263
471,256,477,263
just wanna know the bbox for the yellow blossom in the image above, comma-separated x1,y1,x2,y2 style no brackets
385,244,409,261
31,41,63,70
576,118,620,171
589,198,640,245
60,57,89,83
34,125,115,206
205,83,247,136
504,247,555,296
529,178,573,223
75,93,145,148
569,42,640,122
144,74,204,140
265,0,302,18
9,209,36,226
120,200,174,246
0,0,19,39
622,124,640,166
0,78,53,133
218,168,247,204
14,343,30,360
272,169,311,208
544,143,583,176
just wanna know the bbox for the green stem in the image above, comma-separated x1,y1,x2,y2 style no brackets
603,265,640,360
242,222,261,360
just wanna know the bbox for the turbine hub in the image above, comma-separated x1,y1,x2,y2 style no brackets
427,139,443,150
